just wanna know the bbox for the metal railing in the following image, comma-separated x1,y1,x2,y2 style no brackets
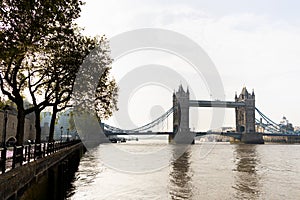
0,140,81,174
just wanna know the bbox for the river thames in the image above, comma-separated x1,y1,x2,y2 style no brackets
66,140,300,199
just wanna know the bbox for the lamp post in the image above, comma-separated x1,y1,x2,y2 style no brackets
60,126,63,143
2,105,9,148
67,128,70,142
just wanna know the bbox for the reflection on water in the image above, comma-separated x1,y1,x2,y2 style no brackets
233,145,261,199
66,142,300,199
169,146,192,199
66,147,103,199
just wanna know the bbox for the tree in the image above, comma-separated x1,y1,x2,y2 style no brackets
95,65,118,120
0,0,84,145
46,33,96,142
48,36,118,141
72,36,118,121
0,98,5,110
92,37,118,120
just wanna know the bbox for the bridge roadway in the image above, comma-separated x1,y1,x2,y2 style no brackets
262,133,300,137
105,131,243,140
189,100,245,108
105,131,300,140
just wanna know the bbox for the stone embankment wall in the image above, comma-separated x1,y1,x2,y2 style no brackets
0,142,85,200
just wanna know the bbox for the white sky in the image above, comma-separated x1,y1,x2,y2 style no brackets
76,0,300,130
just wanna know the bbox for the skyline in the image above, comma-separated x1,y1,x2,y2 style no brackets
76,0,300,130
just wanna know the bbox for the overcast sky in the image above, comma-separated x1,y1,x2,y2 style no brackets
76,0,300,131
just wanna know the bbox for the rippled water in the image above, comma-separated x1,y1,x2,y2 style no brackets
66,140,300,199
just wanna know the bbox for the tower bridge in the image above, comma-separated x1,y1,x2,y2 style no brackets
104,85,300,144
171,85,262,144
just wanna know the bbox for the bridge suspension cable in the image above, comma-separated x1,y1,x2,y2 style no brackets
255,107,299,134
104,107,174,133
255,107,282,133
255,119,281,133
256,108,281,127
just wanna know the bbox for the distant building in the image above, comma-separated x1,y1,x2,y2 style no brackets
255,118,265,133
208,127,236,132
0,106,35,145
40,109,77,141
256,124,265,133
279,116,294,133
41,112,52,141
294,126,300,134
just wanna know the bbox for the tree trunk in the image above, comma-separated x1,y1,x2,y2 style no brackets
35,109,41,144
48,105,58,142
16,104,25,146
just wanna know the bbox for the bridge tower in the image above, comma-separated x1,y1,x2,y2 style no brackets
235,87,264,144
235,87,255,133
173,84,190,133
171,85,194,144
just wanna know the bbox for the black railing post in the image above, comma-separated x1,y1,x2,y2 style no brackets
51,142,54,153
24,145,27,162
50,142,52,154
12,145,16,169
34,144,37,160
46,143,50,155
1,147,7,173
20,146,24,166
28,144,31,162
13,146,23,167
43,143,46,157
35,143,42,159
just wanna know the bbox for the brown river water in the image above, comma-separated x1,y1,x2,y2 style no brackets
66,140,300,200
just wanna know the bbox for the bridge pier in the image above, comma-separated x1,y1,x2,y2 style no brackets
241,133,264,144
169,133,175,143
230,133,264,144
168,132,195,144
